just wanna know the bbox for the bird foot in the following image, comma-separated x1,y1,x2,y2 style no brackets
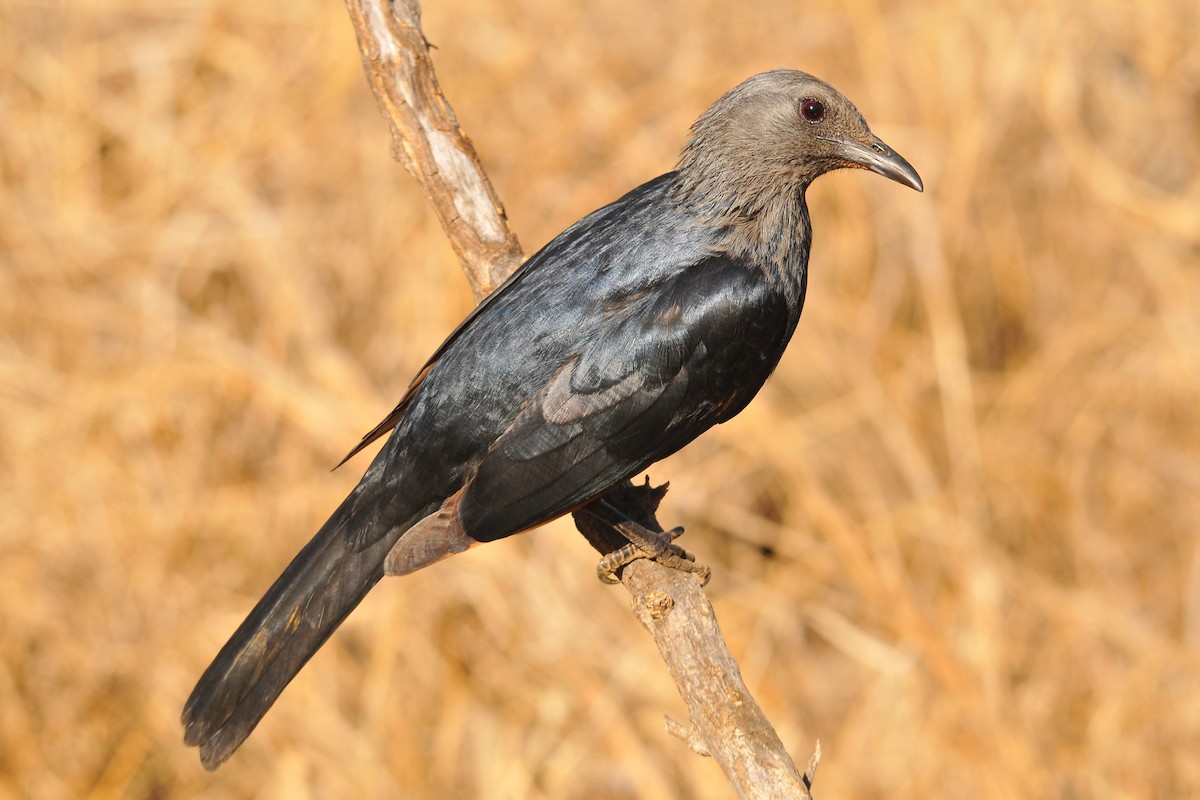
596,523,711,586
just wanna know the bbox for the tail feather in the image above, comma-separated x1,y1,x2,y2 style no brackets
181,479,412,770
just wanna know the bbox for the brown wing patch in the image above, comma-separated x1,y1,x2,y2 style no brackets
384,487,479,576
334,360,437,469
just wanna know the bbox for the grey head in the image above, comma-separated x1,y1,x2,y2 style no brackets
676,70,923,211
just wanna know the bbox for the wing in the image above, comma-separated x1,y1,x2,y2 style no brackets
333,253,538,468
456,255,797,542
335,174,680,468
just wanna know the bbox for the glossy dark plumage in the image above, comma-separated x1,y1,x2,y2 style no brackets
182,69,922,769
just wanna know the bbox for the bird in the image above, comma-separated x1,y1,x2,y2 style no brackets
182,69,923,769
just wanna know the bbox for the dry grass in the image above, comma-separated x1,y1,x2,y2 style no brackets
2,0,1198,797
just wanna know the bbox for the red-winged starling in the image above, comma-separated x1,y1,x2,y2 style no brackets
182,69,923,769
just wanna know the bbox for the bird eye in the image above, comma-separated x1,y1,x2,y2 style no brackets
800,98,825,123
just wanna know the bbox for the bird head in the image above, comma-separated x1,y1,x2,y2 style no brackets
677,70,923,205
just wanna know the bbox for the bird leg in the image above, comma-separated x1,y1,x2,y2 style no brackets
595,521,711,585
572,481,711,586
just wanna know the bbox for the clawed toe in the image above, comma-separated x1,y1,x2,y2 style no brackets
595,525,711,585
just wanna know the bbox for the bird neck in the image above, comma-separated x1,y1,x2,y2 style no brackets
671,172,812,305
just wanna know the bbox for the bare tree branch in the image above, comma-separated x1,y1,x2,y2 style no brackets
573,482,817,800
343,0,523,297
342,2,817,797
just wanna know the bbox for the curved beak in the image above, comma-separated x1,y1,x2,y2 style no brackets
839,134,923,192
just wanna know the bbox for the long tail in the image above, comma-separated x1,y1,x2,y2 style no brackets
181,472,417,770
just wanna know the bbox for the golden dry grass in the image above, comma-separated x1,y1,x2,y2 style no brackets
2,0,1198,797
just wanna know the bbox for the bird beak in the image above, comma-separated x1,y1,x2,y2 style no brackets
838,134,924,192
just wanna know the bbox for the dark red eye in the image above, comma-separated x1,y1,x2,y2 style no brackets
800,98,825,123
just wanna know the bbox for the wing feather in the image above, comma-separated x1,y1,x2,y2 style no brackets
457,256,795,542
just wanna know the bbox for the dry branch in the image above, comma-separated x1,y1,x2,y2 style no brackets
342,1,816,797
343,0,524,297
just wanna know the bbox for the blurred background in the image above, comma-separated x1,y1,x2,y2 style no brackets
2,0,1198,797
